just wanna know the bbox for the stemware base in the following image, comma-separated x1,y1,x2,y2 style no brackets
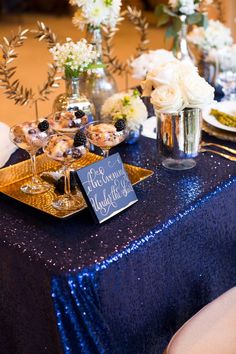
21,179,51,194
52,194,83,211
162,158,196,171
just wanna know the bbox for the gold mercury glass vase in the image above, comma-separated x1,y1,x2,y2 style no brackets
80,27,118,121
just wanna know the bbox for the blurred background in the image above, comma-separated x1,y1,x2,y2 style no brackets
0,0,235,125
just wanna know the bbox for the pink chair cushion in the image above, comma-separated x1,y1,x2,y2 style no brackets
166,287,236,354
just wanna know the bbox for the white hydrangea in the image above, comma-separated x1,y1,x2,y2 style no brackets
101,91,148,131
50,38,98,75
131,49,176,80
179,0,195,15
70,0,121,29
217,44,236,71
188,20,233,52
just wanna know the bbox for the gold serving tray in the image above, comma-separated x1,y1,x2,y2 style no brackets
0,152,153,219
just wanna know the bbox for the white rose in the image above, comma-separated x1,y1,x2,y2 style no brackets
182,74,215,108
142,61,179,96
151,84,185,113
131,50,175,80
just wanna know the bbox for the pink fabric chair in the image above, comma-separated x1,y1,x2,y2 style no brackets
165,287,236,354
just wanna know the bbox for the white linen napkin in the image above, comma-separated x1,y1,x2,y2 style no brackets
0,122,17,168
141,116,156,140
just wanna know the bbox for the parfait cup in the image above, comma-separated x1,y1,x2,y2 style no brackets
84,121,127,158
9,121,52,194
43,134,86,211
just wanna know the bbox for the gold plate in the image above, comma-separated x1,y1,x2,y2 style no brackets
0,152,153,219
203,121,236,143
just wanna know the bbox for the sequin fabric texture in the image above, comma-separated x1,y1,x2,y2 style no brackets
1,133,236,354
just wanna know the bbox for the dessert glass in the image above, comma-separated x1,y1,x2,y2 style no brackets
84,121,127,158
9,121,52,194
48,110,88,137
43,134,86,211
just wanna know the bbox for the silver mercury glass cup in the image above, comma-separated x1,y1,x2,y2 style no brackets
156,108,202,170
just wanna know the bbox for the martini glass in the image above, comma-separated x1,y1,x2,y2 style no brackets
9,121,52,194
84,121,127,158
46,110,89,177
43,134,86,211
48,109,88,137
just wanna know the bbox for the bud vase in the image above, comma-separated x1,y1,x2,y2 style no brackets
198,51,218,87
52,76,95,122
173,15,195,63
80,27,118,121
156,108,202,170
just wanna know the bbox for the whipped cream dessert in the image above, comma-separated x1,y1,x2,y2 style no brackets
44,134,86,164
49,110,88,133
11,120,51,154
86,122,126,148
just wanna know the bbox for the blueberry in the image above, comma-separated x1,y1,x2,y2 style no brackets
115,119,126,132
74,131,87,147
38,120,49,132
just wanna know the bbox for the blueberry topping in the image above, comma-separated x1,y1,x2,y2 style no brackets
38,120,49,132
28,129,37,134
69,120,76,128
115,118,126,132
74,131,87,147
75,110,85,119
72,150,82,159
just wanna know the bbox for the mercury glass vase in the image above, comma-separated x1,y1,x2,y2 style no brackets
156,108,202,170
52,76,95,122
80,27,118,121
174,15,195,63
198,51,218,87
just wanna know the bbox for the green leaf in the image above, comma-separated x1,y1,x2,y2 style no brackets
172,17,182,32
199,14,209,29
163,6,178,17
187,12,202,25
155,4,170,27
155,4,165,18
166,25,176,38
157,13,170,26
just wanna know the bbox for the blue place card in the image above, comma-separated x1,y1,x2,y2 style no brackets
76,153,138,223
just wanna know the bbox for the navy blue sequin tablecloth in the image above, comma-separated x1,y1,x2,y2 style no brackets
0,133,236,354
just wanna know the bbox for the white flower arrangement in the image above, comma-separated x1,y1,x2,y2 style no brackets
217,44,236,71
131,49,176,80
142,60,214,113
168,0,212,16
101,90,148,131
50,38,98,77
70,0,122,29
156,0,212,41
188,20,233,53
